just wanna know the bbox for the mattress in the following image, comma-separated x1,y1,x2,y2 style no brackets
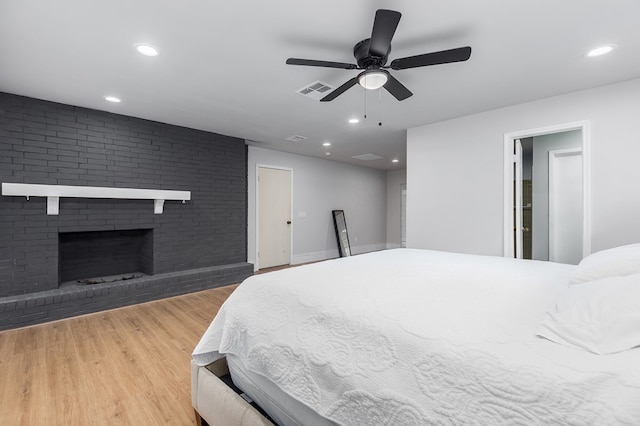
227,354,335,426
193,248,640,425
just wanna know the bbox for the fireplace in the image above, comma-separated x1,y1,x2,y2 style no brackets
58,229,154,286
1,92,253,330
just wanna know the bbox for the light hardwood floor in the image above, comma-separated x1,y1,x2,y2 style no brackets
0,284,238,426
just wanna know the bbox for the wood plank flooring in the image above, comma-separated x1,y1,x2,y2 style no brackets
0,284,238,426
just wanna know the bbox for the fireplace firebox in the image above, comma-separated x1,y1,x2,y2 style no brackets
58,229,153,286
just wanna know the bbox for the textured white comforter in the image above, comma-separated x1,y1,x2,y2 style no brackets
193,249,640,425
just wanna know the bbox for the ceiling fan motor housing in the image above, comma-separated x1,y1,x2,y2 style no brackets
354,38,389,69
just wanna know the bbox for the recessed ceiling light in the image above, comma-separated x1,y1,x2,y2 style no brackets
586,44,616,57
325,152,331,156
134,43,159,57
323,142,331,147
392,159,399,163
348,118,360,124
104,96,121,103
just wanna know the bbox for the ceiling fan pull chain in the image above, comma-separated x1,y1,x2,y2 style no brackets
363,86,367,119
378,89,383,126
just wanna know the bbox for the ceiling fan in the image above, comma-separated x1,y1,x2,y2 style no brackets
286,9,471,102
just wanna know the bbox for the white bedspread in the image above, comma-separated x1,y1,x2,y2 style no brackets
193,249,640,425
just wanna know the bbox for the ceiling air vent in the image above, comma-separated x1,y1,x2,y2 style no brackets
285,135,307,142
296,81,335,101
352,153,383,161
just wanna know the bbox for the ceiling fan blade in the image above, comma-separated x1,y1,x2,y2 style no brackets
369,9,401,57
390,46,472,70
384,74,413,101
286,58,358,70
320,77,358,102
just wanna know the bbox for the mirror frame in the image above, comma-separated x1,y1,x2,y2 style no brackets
332,210,351,257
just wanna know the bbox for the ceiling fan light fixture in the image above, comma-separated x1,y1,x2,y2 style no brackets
358,70,389,90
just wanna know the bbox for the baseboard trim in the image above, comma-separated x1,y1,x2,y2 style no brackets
290,243,388,265
291,250,338,265
351,243,387,255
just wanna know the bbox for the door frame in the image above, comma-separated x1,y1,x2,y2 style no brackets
255,164,293,271
503,120,591,259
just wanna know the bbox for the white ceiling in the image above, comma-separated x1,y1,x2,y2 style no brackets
2,0,639,170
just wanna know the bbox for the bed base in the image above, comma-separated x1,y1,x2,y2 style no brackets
191,357,275,426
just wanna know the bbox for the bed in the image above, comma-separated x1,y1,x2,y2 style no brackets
192,247,640,425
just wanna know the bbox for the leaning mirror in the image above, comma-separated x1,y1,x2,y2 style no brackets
332,210,351,257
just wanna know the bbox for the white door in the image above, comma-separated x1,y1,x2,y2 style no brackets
514,139,523,259
401,184,407,248
258,167,292,269
549,148,583,264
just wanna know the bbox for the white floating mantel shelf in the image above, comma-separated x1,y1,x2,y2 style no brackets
2,183,191,215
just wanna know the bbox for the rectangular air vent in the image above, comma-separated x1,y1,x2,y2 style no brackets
352,153,383,161
296,81,335,101
285,135,307,142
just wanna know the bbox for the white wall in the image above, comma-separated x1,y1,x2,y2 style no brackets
386,169,406,248
248,146,387,268
407,78,640,256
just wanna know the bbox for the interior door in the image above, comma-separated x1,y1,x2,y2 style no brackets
514,139,523,259
401,184,407,248
258,167,292,269
549,148,583,264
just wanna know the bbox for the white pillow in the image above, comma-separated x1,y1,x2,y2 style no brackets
537,274,640,354
570,243,640,284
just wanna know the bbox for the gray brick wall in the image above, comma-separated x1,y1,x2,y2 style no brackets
0,92,249,306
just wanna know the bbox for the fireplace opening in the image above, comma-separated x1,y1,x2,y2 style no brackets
58,229,153,287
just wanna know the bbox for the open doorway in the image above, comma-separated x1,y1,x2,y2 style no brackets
504,122,591,264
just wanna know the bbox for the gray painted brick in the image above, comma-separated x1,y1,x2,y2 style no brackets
1,91,249,327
